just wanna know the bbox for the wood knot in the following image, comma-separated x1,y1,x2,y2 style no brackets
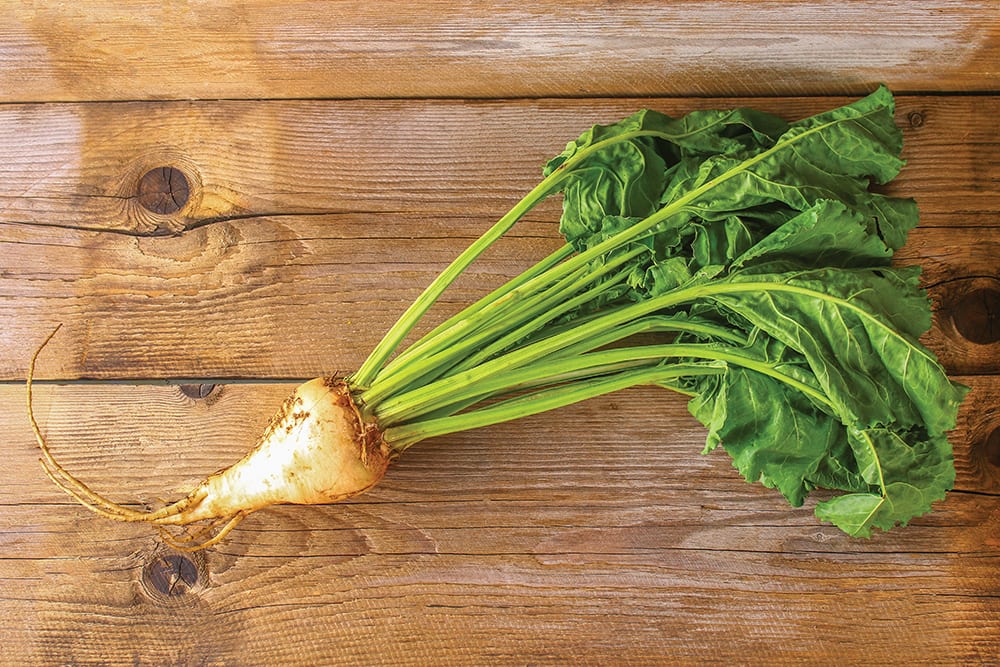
141,550,206,603
179,383,218,400
906,110,926,129
985,426,1000,470
116,150,205,235
951,287,1000,345
138,166,190,215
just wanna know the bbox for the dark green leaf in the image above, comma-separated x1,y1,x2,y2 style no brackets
814,426,955,536
687,364,845,507
706,266,967,435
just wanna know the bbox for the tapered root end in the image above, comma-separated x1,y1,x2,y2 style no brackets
36,441,254,551
28,328,388,551
156,512,250,552
26,326,248,550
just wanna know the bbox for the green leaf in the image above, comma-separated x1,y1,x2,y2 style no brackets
687,364,845,507
547,107,788,253
813,493,886,537
705,266,967,435
823,425,956,535
555,87,918,305
815,479,950,537
731,199,901,270
665,86,914,258
683,268,965,535
787,85,904,185
369,89,967,539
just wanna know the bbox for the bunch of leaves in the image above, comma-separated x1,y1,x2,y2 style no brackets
354,87,967,537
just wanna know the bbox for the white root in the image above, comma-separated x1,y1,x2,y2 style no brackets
28,327,390,551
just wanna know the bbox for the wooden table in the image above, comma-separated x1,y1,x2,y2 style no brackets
2,2,998,664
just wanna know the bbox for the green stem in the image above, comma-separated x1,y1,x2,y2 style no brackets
374,243,575,383
363,261,593,405
377,104,881,385
540,314,749,361
377,347,669,426
376,269,887,437
373,313,746,425
444,247,643,375
352,122,707,389
397,314,747,424
350,175,561,388
383,364,721,449
399,278,729,401
377,342,831,428
374,281,699,407
364,106,878,434
362,247,641,406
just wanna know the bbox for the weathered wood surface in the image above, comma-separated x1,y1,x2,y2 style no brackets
2,97,997,380
1,1,997,101
2,2,999,665
1,97,995,234
3,377,999,665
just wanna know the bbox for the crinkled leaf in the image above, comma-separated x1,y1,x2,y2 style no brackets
816,475,952,537
687,364,845,507
663,86,915,260
546,107,788,253
813,493,886,537
679,267,966,536
683,335,960,536
553,87,918,306
813,425,955,536
539,88,966,537
706,266,967,435
731,199,902,270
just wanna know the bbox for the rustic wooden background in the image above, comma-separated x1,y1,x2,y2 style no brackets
2,2,998,665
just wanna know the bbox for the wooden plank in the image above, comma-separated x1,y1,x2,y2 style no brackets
897,232,1000,376
2,4,996,663
1,96,996,380
2,221,994,380
0,96,995,233
1,1,997,102
2,544,996,665
1,520,997,665
10,376,998,501
3,377,998,665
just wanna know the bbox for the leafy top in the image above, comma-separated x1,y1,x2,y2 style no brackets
363,87,967,538
543,86,967,536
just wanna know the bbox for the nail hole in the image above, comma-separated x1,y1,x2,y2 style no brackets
143,554,199,597
137,166,190,215
951,288,1000,345
985,427,1000,469
179,383,217,400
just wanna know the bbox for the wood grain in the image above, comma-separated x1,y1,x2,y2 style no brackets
0,97,995,234
1,1,997,102
2,4,997,663
3,379,998,665
1,96,996,380
2,220,994,381
10,377,999,502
